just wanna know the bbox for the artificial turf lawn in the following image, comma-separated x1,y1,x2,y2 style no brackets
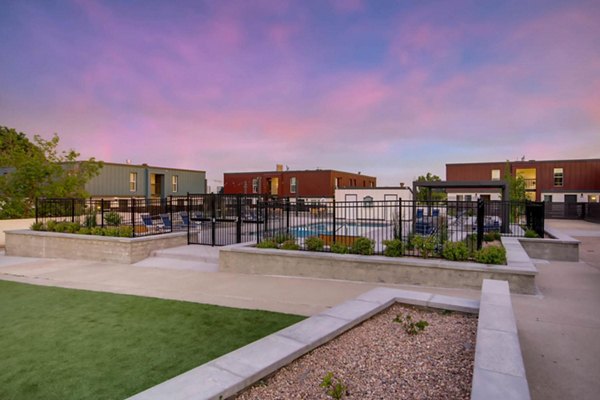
0,280,305,400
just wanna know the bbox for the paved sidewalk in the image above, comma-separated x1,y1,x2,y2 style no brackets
1,218,599,399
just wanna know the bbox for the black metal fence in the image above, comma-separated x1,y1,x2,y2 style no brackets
545,202,600,223
35,197,192,237
257,199,545,257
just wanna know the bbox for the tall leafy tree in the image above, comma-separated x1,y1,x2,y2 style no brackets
0,127,103,218
415,172,447,202
502,161,527,202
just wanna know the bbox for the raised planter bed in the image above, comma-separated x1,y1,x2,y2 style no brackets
5,229,187,264
220,237,538,294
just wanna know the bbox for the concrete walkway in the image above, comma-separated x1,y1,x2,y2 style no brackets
0,218,599,399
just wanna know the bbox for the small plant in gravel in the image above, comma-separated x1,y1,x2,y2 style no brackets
383,239,404,257
473,245,506,265
350,237,374,255
305,236,325,251
320,372,347,399
442,241,470,261
330,243,349,254
393,313,429,335
280,239,300,250
257,239,278,249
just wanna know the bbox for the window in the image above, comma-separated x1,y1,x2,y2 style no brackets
363,196,374,207
172,175,178,193
543,195,553,203
588,195,598,203
491,169,500,181
336,177,342,188
129,172,137,192
252,178,259,193
465,195,472,202
553,168,563,187
290,177,297,194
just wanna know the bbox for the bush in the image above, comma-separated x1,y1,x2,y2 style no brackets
272,232,295,244
474,246,507,265
350,237,374,255
257,239,278,249
524,229,539,238
483,231,501,242
330,243,349,254
305,236,325,252
84,212,97,228
78,227,91,235
104,212,122,226
46,220,57,232
65,222,80,234
383,239,404,257
442,241,470,261
53,222,69,233
280,239,300,250
465,234,478,253
30,222,44,231
118,226,133,238
410,235,437,259
90,227,104,236
103,227,120,237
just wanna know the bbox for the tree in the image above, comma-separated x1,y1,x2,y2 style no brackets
502,161,527,202
0,127,103,218
415,172,447,202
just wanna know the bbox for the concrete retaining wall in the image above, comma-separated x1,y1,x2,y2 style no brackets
0,218,36,247
518,228,580,262
220,242,538,294
5,230,187,264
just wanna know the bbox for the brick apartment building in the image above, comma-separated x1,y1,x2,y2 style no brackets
224,167,376,198
446,158,600,203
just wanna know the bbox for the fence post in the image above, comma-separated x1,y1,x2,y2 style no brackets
35,198,39,224
211,194,216,246
187,193,191,245
131,198,136,237
285,197,290,234
332,197,336,244
71,198,75,222
236,195,242,243
476,199,484,250
397,198,402,240
169,196,173,233
101,199,105,228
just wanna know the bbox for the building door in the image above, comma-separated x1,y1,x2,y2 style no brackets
150,174,164,198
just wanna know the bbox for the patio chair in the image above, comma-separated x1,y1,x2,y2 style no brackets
141,213,164,233
179,211,200,227
159,213,176,230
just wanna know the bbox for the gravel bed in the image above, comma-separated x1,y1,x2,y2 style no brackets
236,303,477,400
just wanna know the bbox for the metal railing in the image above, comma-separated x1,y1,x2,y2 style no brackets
257,199,545,257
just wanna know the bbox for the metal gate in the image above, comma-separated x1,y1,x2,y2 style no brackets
187,194,264,246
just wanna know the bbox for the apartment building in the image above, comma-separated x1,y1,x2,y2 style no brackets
446,158,600,203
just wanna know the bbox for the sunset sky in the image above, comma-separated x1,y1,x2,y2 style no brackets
1,0,598,187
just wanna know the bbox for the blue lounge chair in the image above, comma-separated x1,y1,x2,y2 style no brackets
141,214,164,233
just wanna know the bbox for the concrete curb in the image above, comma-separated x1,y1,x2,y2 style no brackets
128,287,483,400
471,280,531,400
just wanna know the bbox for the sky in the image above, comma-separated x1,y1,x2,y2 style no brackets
1,0,599,188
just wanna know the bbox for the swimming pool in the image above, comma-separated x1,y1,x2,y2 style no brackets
290,221,389,238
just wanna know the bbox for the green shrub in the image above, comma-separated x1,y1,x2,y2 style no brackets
330,243,349,254
465,234,478,253
53,222,68,233
103,227,120,237
118,226,133,238
305,236,325,252
65,222,80,234
84,212,97,228
410,235,437,259
350,237,374,255
483,231,501,242
442,241,470,261
78,227,91,235
30,222,44,231
393,313,429,335
46,220,57,232
104,212,122,226
257,239,278,249
474,245,507,265
280,239,300,250
90,227,104,236
272,232,295,244
524,229,539,238
383,239,404,257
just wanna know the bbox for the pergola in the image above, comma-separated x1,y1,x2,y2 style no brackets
412,180,510,233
